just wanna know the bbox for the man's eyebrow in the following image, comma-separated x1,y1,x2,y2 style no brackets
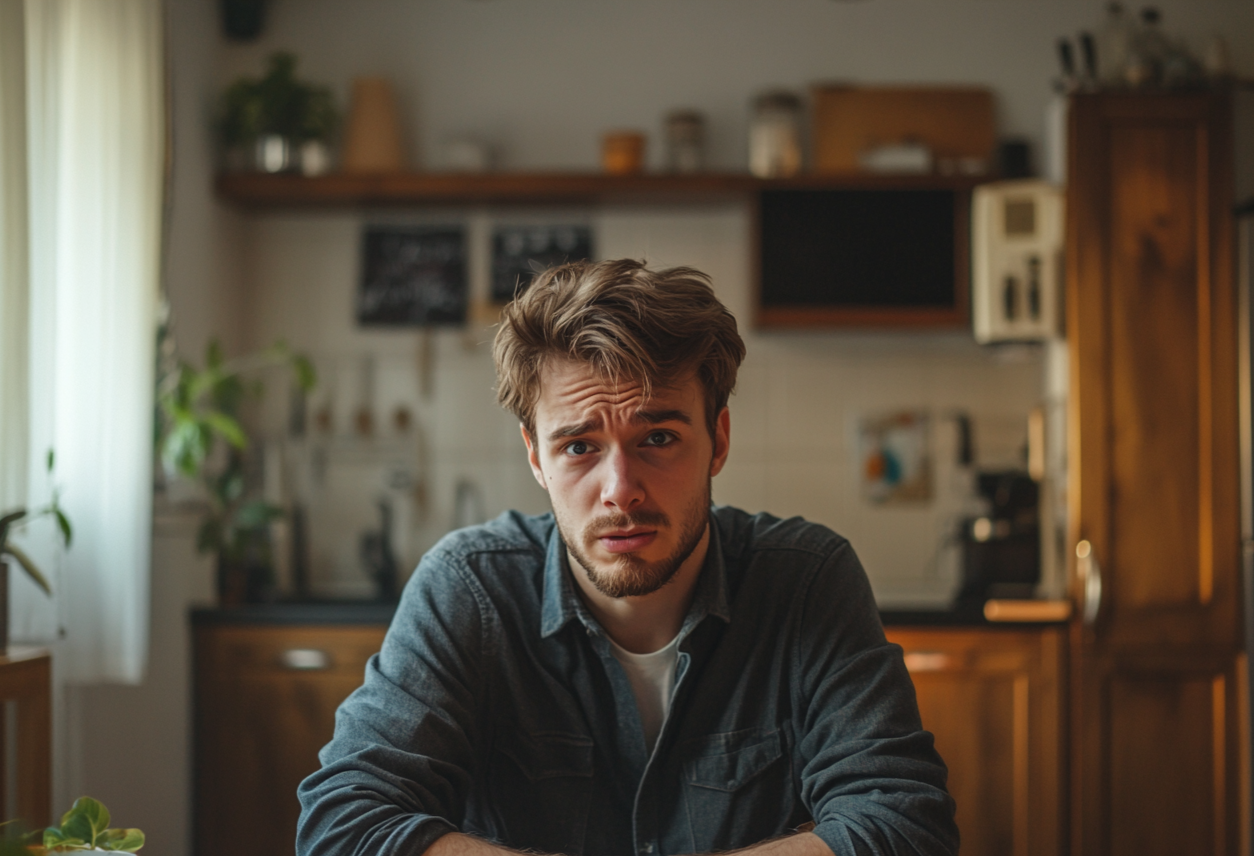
635,408,692,426
546,409,691,442
547,420,599,442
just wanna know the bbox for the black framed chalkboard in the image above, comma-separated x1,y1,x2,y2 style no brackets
358,226,467,326
491,225,593,303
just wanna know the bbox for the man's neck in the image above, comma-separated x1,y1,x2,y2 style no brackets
569,525,710,655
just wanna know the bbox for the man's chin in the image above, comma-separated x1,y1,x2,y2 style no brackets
578,548,678,599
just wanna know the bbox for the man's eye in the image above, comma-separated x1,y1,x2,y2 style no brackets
643,431,673,447
564,441,590,457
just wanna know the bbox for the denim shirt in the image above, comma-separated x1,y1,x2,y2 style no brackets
297,507,958,856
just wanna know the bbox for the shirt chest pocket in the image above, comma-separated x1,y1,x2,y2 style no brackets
486,730,594,854
680,728,800,852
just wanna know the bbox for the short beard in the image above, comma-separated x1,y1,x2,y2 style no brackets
560,481,711,599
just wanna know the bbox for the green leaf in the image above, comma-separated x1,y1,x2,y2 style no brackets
4,543,52,596
196,518,223,555
293,355,317,391
61,796,110,846
55,508,73,548
99,828,145,852
206,339,223,370
204,411,248,449
162,420,213,478
46,448,55,472
0,508,26,547
43,826,87,850
234,500,283,530
216,470,245,504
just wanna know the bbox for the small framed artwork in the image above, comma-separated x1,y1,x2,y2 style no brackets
858,410,933,504
491,225,593,303
358,226,467,326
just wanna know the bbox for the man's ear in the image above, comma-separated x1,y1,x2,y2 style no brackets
522,424,548,490
710,406,731,477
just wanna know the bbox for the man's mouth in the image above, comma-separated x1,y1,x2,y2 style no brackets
597,530,658,553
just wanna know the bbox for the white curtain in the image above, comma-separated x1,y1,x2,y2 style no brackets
0,0,29,511
2,0,164,684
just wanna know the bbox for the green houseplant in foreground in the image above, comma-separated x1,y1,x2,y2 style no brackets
156,338,315,604
2,796,144,852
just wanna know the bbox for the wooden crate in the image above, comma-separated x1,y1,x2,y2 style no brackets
811,85,996,173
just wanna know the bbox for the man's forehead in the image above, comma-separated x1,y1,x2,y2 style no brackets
535,358,699,422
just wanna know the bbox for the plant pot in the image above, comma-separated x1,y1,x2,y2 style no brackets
255,134,293,173
0,557,8,656
217,554,275,606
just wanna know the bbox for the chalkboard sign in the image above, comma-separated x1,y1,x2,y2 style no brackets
491,225,593,303
358,226,467,326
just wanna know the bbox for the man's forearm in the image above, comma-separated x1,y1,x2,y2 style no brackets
424,831,834,856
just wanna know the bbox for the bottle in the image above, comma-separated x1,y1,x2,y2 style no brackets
665,110,706,173
1097,3,1134,86
749,91,803,178
1127,7,1169,87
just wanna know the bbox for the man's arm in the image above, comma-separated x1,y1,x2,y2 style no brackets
793,541,959,856
426,830,834,856
296,546,488,856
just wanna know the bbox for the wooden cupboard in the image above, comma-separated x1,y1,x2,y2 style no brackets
889,626,1066,856
193,622,387,856
1066,90,1244,856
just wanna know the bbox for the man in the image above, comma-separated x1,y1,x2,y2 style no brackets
298,259,958,856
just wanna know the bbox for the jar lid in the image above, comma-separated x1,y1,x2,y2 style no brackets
753,90,802,111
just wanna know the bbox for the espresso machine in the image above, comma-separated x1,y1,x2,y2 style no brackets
956,470,1041,604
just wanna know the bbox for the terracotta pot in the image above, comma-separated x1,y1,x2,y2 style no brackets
601,131,647,175
341,77,406,173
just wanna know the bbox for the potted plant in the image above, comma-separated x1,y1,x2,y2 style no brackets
2,796,144,853
217,51,339,174
156,339,314,605
0,451,72,653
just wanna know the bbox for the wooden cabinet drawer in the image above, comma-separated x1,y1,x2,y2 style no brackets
196,624,386,677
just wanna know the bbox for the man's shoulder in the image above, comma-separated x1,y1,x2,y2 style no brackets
712,505,849,559
427,510,555,563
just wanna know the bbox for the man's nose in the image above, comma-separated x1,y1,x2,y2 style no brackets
600,448,645,511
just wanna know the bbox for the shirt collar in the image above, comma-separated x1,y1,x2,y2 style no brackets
539,510,731,639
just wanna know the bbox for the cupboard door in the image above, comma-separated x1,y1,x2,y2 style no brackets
888,627,1065,856
1067,91,1242,856
194,625,386,856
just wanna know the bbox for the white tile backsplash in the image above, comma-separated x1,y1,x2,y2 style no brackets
238,204,1044,606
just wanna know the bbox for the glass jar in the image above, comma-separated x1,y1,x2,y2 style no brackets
749,91,803,178
665,110,706,173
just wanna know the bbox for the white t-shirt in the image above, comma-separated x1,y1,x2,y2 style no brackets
607,633,682,753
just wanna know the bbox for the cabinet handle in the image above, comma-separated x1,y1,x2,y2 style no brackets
280,648,331,670
903,652,951,672
1076,539,1103,627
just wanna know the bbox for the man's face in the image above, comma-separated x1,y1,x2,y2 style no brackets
524,358,730,600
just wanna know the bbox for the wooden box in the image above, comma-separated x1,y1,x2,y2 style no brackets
811,85,996,174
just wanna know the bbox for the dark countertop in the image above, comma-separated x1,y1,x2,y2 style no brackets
191,601,400,625
191,599,1059,627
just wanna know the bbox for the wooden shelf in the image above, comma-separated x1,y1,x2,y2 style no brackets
214,170,989,208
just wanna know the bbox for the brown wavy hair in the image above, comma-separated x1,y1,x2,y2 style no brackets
493,259,746,439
